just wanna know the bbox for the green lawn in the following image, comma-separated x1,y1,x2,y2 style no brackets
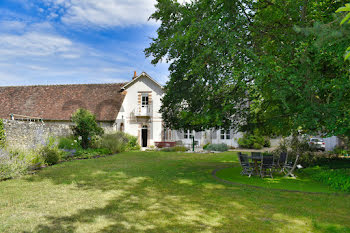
215,167,336,193
0,151,350,233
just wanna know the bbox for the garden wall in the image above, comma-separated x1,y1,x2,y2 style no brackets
3,120,115,149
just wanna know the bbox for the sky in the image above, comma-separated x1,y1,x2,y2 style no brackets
0,0,188,86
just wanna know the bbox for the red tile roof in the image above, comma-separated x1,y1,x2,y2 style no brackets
0,83,126,121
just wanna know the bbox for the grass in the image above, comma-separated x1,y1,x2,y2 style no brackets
215,167,336,193
0,151,349,232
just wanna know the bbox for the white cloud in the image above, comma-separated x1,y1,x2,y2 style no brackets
43,0,192,27
0,32,73,57
0,20,27,31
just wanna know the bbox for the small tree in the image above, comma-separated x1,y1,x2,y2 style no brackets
0,119,5,148
71,109,103,149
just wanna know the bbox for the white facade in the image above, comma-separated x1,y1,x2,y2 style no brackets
114,72,339,150
114,72,242,148
115,72,164,147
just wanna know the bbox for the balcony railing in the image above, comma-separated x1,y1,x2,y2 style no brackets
133,105,152,117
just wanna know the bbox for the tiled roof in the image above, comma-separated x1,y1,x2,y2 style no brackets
0,83,126,121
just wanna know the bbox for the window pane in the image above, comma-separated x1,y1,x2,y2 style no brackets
221,135,225,140
142,95,149,105
226,134,230,140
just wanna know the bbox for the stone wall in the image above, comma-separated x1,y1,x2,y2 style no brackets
3,120,115,149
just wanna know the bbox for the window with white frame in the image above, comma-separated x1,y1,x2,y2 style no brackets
141,94,149,106
184,130,194,139
220,130,231,140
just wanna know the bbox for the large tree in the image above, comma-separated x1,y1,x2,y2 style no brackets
146,0,350,137
249,0,350,136
145,0,254,131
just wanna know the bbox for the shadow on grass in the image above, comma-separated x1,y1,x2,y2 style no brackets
20,152,350,232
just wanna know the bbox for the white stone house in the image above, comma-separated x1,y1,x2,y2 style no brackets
0,71,339,150
116,72,243,148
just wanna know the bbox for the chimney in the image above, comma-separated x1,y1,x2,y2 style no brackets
133,71,137,79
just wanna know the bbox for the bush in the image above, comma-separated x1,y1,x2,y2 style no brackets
93,132,129,154
39,138,62,166
0,119,5,148
0,149,29,180
253,143,263,149
174,146,187,152
8,148,44,169
71,108,104,149
160,146,188,152
238,132,265,149
70,148,111,159
301,167,350,192
264,137,271,147
58,136,81,150
126,135,141,151
203,143,210,150
205,143,228,152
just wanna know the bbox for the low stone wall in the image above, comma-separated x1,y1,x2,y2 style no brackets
3,120,115,149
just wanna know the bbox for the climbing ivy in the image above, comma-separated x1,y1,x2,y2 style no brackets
0,119,5,148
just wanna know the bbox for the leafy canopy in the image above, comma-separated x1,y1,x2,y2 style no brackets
336,3,350,60
146,0,350,137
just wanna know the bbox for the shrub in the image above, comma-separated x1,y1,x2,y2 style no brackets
58,136,81,150
126,135,141,151
93,132,129,154
8,148,44,169
161,147,175,152
174,146,188,152
71,108,104,149
203,143,210,150
39,137,62,166
263,137,271,147
253,143,263,150
160,146,188,152
73,148,111,159
301,167,350,192
205,143,228,152
238,132,265,149
0,149,29,180
0,119,5,148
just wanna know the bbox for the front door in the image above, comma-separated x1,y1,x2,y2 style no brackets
142,126,148,147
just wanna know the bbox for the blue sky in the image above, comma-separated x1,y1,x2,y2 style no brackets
0,0,187,86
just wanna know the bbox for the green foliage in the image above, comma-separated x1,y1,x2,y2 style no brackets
238,132,265,149
126,134,141,151
203,143,210,150
0,147,44,180
0,119,5,148
69,148,111,160
145,0,253,131
146,0,350,138
160,146,188,152
252,143,263,150
0,149,28,180
336,3,350,60
94,132,128,154
92,132,140,154
71,109,104,149
39,137,62,166
263,137,271,148
302,166,350,192
58,136,81,150
204,143,228,152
